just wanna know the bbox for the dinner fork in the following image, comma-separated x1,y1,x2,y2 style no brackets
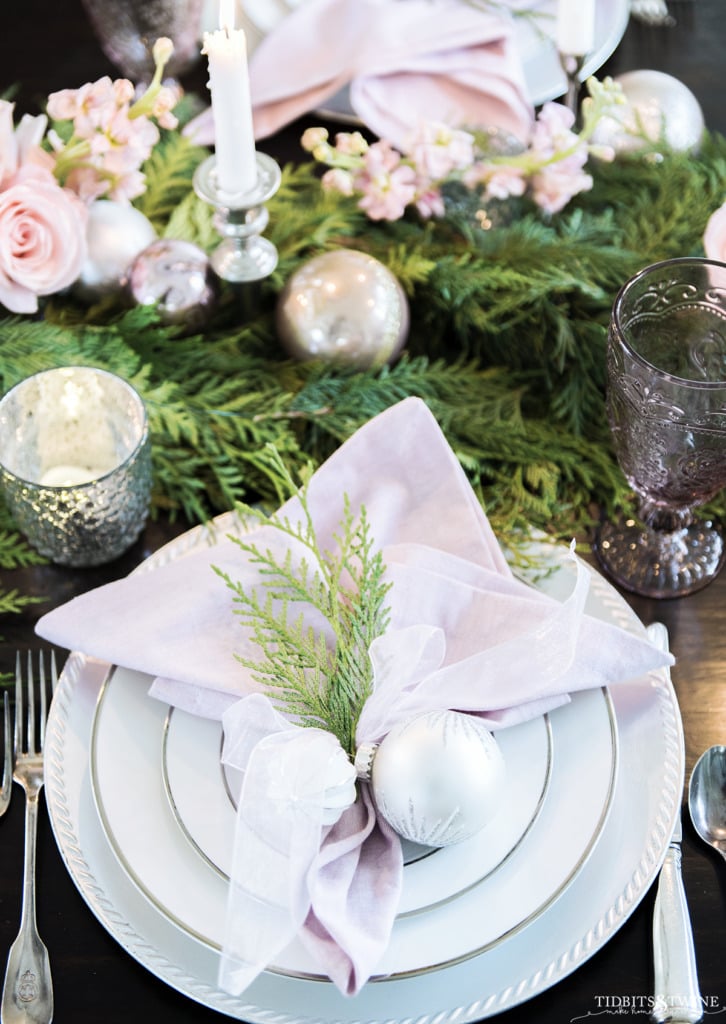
0,692,11,818
630,0,694,26
1,651,55,1024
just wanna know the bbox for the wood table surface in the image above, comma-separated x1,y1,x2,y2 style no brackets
2,2,726,1021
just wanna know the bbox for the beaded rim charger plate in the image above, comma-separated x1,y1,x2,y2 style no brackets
44,516,683,1019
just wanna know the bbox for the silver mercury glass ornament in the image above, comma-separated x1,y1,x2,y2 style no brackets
276,249,409,370
128,238,218,330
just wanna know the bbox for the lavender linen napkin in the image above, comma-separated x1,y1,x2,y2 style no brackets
186,0,534,152
36,396,672,996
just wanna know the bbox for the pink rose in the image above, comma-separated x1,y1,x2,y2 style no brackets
0,165,88,314
703,202,726,263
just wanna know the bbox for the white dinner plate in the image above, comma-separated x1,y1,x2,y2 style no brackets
44,519,683,1020
225,0,630,114
160,702,557,913
90,662,615,974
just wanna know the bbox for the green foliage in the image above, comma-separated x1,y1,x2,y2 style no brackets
215,455,391,754
0,499,46,616
1,127,725,590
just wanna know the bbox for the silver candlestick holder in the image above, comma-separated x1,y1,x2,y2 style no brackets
193,152,281,283
558,52,587,118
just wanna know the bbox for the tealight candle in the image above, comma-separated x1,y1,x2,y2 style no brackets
556,0,595,56
202,0,258,197
38,464,109,487
0,367,152,567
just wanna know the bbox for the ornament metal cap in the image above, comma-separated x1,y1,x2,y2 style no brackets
354,742,378,781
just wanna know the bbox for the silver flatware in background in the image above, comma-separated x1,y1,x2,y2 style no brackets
648,623,703,1024
689,745,726,864
0,692,12,818
1,652,55,1024
651,813,704,1023
630,0,675,25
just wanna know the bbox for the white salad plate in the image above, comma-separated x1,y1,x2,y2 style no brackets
230,0,630,115
44,516,683,1021
90,666,614,974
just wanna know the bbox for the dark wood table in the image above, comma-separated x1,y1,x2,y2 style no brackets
2,2,726,1021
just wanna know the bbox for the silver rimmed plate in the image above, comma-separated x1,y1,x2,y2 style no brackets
89,664,615,974
44,520,683,1020
160,702,556,913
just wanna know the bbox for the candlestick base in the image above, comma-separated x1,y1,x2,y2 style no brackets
558,52,587,118
193,153,282,284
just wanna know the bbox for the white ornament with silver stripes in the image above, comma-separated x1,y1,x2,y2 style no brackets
365,709,506,847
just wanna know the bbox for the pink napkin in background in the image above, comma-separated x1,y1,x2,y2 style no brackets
36,397,673,997
186,0,535,152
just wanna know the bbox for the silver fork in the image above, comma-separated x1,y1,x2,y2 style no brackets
1,652,55,1024
630,0,694,26
0,691,12,818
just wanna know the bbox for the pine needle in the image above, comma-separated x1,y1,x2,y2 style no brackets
215,454,391,754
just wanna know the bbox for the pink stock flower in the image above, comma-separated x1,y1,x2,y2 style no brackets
530,102,581,158
526,102,595,213
414,187,446,219
301,78,625,222
45,41,178,204
321,168,355,196
703,202,726,262
407,121,475,180
464,162,527,201
150,86,180,131
334,131,369,157
355,141,417,221
0,165,87,314
531,159,593,215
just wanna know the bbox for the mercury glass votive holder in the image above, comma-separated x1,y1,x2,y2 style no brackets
0,366,152,567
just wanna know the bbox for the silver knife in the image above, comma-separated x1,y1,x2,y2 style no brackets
648,622,703,1024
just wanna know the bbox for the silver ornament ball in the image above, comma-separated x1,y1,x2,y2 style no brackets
592,70,705,155
276,249,409,369
370,709,506,847
128,238,218,331
75,199,157,301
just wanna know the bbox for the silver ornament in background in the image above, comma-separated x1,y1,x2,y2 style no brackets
128,239,218,331
74,199,157,301
592,70,705,155
366,709,507,847
276,249,409,369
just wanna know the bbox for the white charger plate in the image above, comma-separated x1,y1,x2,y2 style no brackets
227,0,630,115
44,520,683,1020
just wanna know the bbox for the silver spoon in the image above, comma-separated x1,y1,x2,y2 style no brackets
688,745,726,863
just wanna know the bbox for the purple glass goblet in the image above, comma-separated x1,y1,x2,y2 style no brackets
81,0,204,84
595,257,726,598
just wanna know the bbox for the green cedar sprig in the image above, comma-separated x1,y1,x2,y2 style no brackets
214,453,391,755
2,128,726,616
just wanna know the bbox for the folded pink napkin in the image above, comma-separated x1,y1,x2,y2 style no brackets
36,397,672,997
186,0,535,151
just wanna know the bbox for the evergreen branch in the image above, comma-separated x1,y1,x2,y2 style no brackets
2,133,726,590
216,474,391,754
